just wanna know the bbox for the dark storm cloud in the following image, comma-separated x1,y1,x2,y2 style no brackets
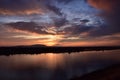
56,0,73,4
87,25,120,37
64,25,92,36
0,0,43,15
80,19,90,24
46,4,63,16
88,0,120,36
5,21,94,37
53,17,68,27
0,0,66,15
6,22,53,34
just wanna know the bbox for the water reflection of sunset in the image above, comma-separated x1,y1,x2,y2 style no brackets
24,53,65,69
0,50,120,70
1,53,65,69
43,53,64,69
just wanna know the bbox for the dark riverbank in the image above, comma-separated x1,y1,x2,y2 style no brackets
70,64,120,80
0,46,120,56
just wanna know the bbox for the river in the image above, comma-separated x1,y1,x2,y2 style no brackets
0,50,120,80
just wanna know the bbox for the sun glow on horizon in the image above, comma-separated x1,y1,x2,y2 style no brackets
13,34,64,46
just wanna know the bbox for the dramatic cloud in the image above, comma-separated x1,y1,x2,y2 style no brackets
64,25,93,36
0,24,64,46
0,0,44,15
0,0,65,15
46,4,63,16
88,0,120,12
53,17,68,27
80,19,90,24
6,21,93,36
56,0,73,4
88,0,120,35
6,22,53,35
0,0,120,46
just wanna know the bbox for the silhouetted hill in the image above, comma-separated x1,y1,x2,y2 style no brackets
70,64,120,80
27,44,47,47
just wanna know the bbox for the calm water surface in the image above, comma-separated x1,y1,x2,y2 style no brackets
0,50,120,80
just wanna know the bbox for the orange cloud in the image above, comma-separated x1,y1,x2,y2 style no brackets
58,40,120,46
88,0,120,36
0,9,43,15
0,26,64,46
88,0,118,12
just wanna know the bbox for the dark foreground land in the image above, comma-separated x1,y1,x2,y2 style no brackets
70,64,120,80
0,46,120,56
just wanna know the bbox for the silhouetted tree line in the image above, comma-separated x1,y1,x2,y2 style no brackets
0,46,120,56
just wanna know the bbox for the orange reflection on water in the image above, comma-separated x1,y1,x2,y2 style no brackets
42,53,64,69
0,50,120,70
0,53,65,69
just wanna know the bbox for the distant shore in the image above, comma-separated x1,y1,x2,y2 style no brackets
0,46,120,56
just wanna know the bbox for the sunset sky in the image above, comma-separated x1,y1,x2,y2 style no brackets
0,0,120,46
